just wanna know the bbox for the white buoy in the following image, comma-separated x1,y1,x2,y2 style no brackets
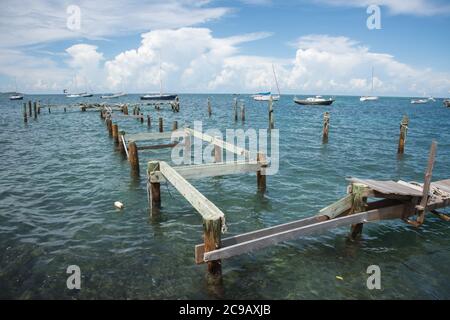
114,201,124,209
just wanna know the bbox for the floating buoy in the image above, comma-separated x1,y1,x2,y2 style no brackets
114,201,124,209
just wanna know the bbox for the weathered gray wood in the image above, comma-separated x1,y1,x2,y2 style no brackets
348,177,423,197
417,141,437,224
127,131,175,142
137,142,178,151
202,203,411,262
174,161,261,180
185,128,250,158
159,161,225,221
318,194,353,219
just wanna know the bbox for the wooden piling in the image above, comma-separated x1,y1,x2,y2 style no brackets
322,112,330,144
147,115,151,127
214,137,222,163
37,102,40,115
118,131,126,154
208,98,212,117
64,107,66,113
23,103,27,123
159,117,163,133
184,133,191,164
257,153,266,192
172,121,178,131
203,218,222,278
268,96,274,130
107,119,113,136
349,183,368,240
147,161,161,212
241,103,245,123
397,115,409,154
234,98,238,122
33,102,37,119
48,107,51,114
28,101,32,117
128,141,140,174
140,113,144,124
112,124,119,144
123,106,129,115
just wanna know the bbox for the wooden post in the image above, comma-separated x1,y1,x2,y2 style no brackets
241,103,245,123
349,183,368,240
234,98,238,122
123,105,128,115
322,112,330,144
147,115,151,127
23,103,27,123
416,141,437,225
208,97,212,117
28,101,32,117
128,141,140,174
107,119,113,136
172,121,178,131
140,112,144,124
48,107,51,114
397,115,409,154
214,136,222,163
64,107,66,113
112,124,119,144
184,133,191,164
268,96,274,130
33,102,37,119
257,153,266,192
37,102,41,115
118,131,125,154
159,117,163,133
203,218,222,278
147,161,161,212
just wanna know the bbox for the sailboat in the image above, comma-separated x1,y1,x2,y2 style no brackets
141,54,177,101
360,67,379,102
65,77,92,98
9,78,24,100
253,64,281,101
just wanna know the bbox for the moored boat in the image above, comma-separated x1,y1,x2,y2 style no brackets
141,94,178,101
252,92,280,101
443,99,450,107
360,67,379,102
294,95,334,106
411,98,428,104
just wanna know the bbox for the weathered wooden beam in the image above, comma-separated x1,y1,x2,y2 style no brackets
137,142,179,151
256,153,266,192
159,161,224,221
201,202,413,262
128,141,139,174
147,161,161,212
416,141,437,224
318,194,353,219
185,128,250,158
203,218,222,277
173,161,262,180
322,112,330,144
127,132,174,142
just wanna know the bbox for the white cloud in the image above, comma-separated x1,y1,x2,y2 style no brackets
316,0,450,16
0,0,230,48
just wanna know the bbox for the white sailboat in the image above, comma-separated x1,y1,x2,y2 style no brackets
9,78,24,100
253,64,281,101
360,67,379,102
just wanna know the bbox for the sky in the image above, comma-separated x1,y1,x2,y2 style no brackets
0,0,449,97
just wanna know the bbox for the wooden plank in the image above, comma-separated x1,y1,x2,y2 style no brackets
127,131,177,142
185,128,250,158
137,142,179,151
202,203,410,262
348,178,423,197
159,161,224,221
121,135,129,159
418,141,437,215
432,180,450,195
175,161,261,180
318,194,353,219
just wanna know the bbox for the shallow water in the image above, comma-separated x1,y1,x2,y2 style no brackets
0,94,449,299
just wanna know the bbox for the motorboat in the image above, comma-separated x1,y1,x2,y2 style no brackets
411,98,428,104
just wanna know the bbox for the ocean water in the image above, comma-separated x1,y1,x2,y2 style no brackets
0,93,449,299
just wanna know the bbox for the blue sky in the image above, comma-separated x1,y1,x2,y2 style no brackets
0,0,449,96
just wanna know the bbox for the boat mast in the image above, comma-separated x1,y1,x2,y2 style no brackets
272,63,281,96
159,52,163,96
371,66,374,95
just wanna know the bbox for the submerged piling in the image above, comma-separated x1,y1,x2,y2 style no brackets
159,118,163,133
203,218,222,280
172,121,178,131
322,112,330,144
147,115,151,127
257,153,266,192
349,183,368,240
23,103,27,123
233,98,238,122
397,115,409,154
28,101,32,117
147,161,161,213
241,103,245,123
208,98,212,117
128,141,139,175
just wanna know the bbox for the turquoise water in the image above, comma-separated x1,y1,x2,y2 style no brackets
0,94,449,299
